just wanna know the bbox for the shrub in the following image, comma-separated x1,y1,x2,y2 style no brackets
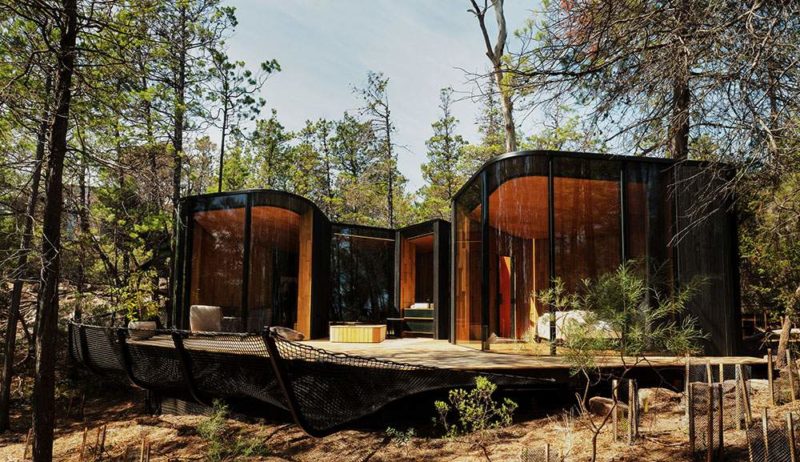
197,400,269,461
434,376,517,438
385,426,416,446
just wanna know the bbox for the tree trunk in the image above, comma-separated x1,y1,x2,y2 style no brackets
493,68,516,153
384,111,395,228
32,0,77,458
217,101,227,193
776,315,792,369
0,72,50,432
168,3,188,328
668,0,690,160
668,72,690,160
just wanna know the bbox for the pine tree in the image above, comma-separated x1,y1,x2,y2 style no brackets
418,88,468,220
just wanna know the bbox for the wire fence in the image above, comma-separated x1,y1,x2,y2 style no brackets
746,410,799,462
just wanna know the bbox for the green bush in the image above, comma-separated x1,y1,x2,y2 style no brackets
434,376,517,438
385,426,416,446
197,400,269,461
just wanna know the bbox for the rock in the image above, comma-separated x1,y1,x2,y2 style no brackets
749,379,770,392
638,387,682,411
270,326,305,341
588,396,627,417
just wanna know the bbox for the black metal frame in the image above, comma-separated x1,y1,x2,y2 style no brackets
451,149,741,355
394,219,451,339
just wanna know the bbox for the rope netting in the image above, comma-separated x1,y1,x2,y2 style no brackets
68,316,549,436
265,335,546,435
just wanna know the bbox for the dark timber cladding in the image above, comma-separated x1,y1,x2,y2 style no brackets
451,150,741,356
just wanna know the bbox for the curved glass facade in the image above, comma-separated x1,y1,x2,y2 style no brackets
175,191,330,337
452,151,740,355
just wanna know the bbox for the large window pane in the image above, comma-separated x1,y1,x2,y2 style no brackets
330,227,396,323
189,195,246,324
454,180,482,346
554,158,621,291
248,205,301,332
485,156,549,344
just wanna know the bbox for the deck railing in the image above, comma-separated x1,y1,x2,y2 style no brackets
67,314,548,436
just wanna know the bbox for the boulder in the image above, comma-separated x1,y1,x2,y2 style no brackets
749,379,770,392
588,396,627,417
638,387,682,411
270,326,305,341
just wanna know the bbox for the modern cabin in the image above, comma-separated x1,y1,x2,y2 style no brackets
172,150,741,355
452,150,741,355
172,191,451,340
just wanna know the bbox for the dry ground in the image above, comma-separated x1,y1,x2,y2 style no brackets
2,379,786,462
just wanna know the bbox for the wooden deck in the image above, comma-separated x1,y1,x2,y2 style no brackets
130,335,765,375
303,338,765,371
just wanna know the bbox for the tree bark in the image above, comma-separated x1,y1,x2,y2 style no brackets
668,73,690,160
32,0,77,458
471,0,516,153
776,315,792,369
168,3,188,328
668,0,690,160
0,72,50,432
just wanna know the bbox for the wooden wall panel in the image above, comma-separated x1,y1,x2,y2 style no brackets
296,210,313,337
399,238,416,310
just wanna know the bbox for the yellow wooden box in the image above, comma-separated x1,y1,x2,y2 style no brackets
329,324,386,343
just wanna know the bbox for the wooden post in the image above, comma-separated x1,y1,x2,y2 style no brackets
140,437,146,462
612,379,619,442
763,408,770,462
628,379,635,444
736,365,742,431
685,354,691,424
789,350,797,403
719,363,725,383
717,383,724,461
768,349,775,406
706,360,714,385
544,442,550,462
707,383,714,462
80,427,88,462
738,364,753,426
22,428,31,460
94,426,101,459
787,412,797,462
689,383,696,454
99,424,107,460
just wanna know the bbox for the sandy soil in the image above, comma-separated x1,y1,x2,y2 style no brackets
1,380,780,462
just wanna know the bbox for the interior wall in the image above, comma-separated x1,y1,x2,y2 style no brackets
415,251,434,303
399,237,416,309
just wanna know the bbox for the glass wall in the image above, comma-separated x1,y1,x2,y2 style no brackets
189,195,247,324
453,179,482,346
485,156,550,343
182,191,322,336
330,226,396,323
553,157,621,291
451,152,740,355
248,205,301,331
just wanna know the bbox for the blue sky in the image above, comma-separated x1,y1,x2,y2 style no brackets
224,0,537,190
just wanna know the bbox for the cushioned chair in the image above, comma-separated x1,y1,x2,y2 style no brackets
190,305,222,332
